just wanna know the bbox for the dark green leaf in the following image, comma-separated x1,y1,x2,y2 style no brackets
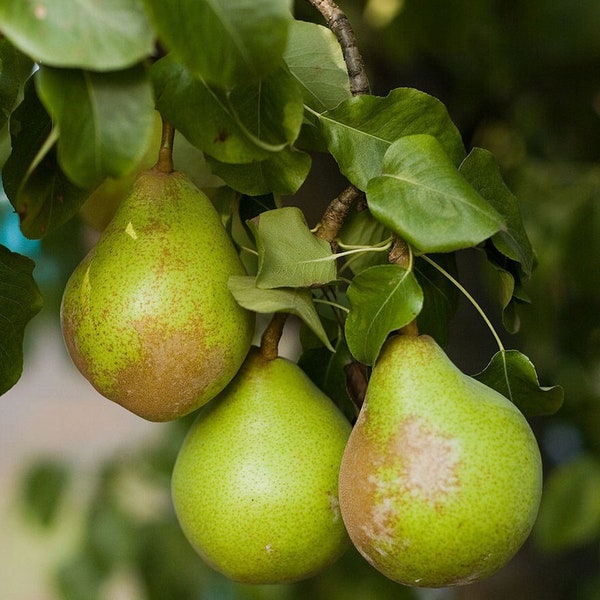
20,459,70,528
475,349,564,417
143,0,292,87
0,0,154,70
534,455,600,553
228,275,333,350
319,88,466,190
460,148,534,276
208,147,311,196
367,134,505,253
345,264,424,365
36,65,155,189
283,20,351,112
2,78,92,238
0,39,32,128
253,207,337,289
0,245,43,395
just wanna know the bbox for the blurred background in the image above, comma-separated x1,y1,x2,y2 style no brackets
1,0,599,598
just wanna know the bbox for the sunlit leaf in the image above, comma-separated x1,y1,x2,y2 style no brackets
319,88,466,190
345,264,424,365
252,207,337,289
367,135,505,253
228,275,333,350
0,245,43,395
0,0,154,70
143,0,292,87
475,349,564,416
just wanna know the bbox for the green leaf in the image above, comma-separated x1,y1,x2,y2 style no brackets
228,275,333,350
2,78,92,238
0,0,154,70
253,207,337,289
319,88,466,190
283,20,351,113
36,64,155,189
460,148,534,276
534,455,600,553
475,349,564,417
0,39,32,128
345,264,424,365
367,134,505,253
208,147,311,196
143,0,292,87
0,245,43,395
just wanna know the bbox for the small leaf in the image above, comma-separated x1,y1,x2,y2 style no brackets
0,0,154,70
475,349,564,417
228,275,333,350
345,264,424,365
0,39,33,128
2,78,92,238
319,88,466,190
143,0,292,87
0,244,43,395
283,20,351,113
253,207,337,289
36,64,156,189
534,455,600,553
367,134,505,253
208,147,311,196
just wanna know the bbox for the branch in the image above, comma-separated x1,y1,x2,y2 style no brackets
314,185,364,244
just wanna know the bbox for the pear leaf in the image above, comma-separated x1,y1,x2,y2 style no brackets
367,134,506,253
228,275,333,350
0,40,33,129
319,88,466,190
2,78,91,239
208,147,311,196
0,0,154,70
36,65,155,189
475,349,564,417
345,264,424,366
0,245,43,396
253,207,337,289
283,20,351,113
142,0,292,87
534,455,600,553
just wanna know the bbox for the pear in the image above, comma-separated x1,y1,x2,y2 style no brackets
171,347,352,584
61,168,254,421
338,334,542,587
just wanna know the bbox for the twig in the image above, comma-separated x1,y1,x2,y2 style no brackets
314,185,364,244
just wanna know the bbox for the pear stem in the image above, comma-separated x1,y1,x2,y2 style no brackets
260,312,288,361
155,118,175,174
388,236,419,336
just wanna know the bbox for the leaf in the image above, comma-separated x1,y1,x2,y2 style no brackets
253,207,337,289
319,88,466,190
283,20,351,113
0,0,154,70
345,264,424,365
0,39,32,128
534,455,600,553
367,134,506,253
475,349,564,417
459,148,534,276
152,57,304,164
36,65,155,189
142,0,292,87
0,244,43,396
208,147,311,196
2,78,92,239
228,275,333,350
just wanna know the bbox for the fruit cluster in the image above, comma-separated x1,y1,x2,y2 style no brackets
61,163,542,588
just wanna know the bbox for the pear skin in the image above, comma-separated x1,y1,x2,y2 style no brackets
171,347,351,584
338,334,542,587
61,168,254,421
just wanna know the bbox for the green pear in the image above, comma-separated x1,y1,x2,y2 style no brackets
171,347,352,584
338,334,542,587
61,168,254,422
